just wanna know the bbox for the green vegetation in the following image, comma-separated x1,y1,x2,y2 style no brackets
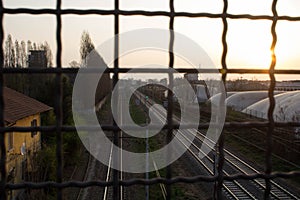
129,97,148,125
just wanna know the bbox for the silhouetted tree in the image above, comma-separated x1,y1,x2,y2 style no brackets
27,40,32,53
4,34,15,67
15,40,21,68
80,31,95,67
4,34,52,69
20,40,27,67
69,60,80,68
33,42,37,50
43,42,53,67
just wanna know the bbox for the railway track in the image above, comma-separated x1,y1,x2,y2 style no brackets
230,133,300,169
195,130,299,199
103,143,114,200
102,94,126,200
212,107,300,164
149,101,257,199
178,129,257,199
100,90,168,200
75,147,92,200
74,95,118,200
135,90,300,199
75,154,91,200
152,159,167,199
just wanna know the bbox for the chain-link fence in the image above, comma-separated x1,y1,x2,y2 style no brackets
1,0,300,199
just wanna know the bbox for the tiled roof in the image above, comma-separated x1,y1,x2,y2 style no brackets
3,87,52,124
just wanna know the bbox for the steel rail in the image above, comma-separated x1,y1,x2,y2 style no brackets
103,143,114,200
195,130,300,199
137,89,299,199
75,152,92,200
138,91,256,199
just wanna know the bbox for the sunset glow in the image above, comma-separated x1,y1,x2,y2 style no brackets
3,0,300,73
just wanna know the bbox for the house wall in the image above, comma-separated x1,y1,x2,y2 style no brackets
5,113,41,199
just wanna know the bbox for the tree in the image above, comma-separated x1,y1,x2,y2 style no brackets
27,40,32,53
11,45,15,67
39,43,44,50
15,40,21,68
20,40,27,67
69,60,80,68
33,42,37,50
4,38,8,67
43,42,53,67
80,31,95,67
4,34,15,67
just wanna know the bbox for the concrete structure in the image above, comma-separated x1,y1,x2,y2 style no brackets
3,87,51,199
28,50,47,68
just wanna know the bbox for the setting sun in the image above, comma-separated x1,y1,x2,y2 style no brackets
226,19,272,69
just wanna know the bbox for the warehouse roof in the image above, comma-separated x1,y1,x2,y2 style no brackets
242,91,300,122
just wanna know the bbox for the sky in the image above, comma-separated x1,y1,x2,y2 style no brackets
3,0,300,80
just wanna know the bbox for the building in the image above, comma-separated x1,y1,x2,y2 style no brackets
3,87,51,199
184,73,198,82
28,50,47,68
183,73,210,102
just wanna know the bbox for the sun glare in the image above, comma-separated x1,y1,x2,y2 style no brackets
227,19,272,69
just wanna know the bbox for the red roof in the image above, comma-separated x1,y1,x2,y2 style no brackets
3,87,52,124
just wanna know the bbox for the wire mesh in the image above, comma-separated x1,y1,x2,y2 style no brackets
1,0,300,199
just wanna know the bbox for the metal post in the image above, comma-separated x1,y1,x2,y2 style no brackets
113,0,120,199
